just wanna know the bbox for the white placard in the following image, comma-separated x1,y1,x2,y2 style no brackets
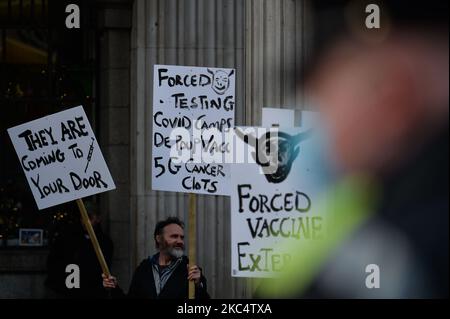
7,106,116,210
262,107,295,127
152,64,235,195
231,112,326,278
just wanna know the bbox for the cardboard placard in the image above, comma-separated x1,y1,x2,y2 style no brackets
7,106,116,210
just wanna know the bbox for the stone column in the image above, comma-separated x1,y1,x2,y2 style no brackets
97,0,133,290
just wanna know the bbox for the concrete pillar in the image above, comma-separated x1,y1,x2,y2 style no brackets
97,0,133,290
129,0,311,298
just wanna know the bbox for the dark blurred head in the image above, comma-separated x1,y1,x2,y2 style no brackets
80,201,102,228
305,0,449,176
306,0,448,76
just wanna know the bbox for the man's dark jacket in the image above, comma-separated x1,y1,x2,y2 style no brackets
112,255,210,299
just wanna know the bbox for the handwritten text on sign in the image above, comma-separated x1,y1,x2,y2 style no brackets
152,65,235,195
7,106,116,210
231,116,325,278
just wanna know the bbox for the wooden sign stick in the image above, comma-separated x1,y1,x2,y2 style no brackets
188,193,197,299
76,198,111,277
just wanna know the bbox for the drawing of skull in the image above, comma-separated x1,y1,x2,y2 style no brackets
236,129,312,183
207,68,234,95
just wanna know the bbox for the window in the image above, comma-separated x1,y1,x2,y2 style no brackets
0,0,98,248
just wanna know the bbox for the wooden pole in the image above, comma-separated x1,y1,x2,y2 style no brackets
188,193,196,299
76,199,111,277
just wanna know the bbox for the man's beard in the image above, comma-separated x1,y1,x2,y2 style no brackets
161,241,184,259
168,247,184,259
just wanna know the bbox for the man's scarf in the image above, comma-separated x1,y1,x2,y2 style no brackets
150,253,183,296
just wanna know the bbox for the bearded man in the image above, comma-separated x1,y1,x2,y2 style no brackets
102,217,209,299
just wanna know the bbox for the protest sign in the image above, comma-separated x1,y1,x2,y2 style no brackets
152,65,235,196
231,112,326,278
262,107,295,127
7,105,116,210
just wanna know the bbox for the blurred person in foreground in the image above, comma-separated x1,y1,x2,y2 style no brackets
260,0,448,298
